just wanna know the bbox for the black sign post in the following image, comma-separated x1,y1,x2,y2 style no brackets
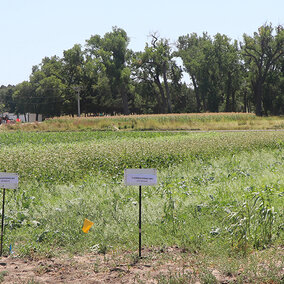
138,185,142,257
0,188,6,256
124,168,157,258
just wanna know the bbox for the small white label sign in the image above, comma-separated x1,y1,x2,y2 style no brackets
0,173,19,189
124,169,157,186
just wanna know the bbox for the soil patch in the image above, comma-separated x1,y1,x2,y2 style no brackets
0,246,283,283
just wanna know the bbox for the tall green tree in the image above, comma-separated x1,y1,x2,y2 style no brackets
62,44,84,86
177,33,213,112
62,44,86,115
0,85,16,114
213,33,243,112
134,34,180,113
12,81,35,115
241,23,284,116
85,27,132,114
177,33,243,113
29,56,69,117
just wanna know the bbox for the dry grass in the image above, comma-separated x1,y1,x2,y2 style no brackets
1,112,284,132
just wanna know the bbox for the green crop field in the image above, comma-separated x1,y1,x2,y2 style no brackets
0,129,283,282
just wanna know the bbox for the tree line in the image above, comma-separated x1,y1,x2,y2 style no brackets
1,23,283,118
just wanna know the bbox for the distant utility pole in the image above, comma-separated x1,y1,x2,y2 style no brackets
73,86,81,117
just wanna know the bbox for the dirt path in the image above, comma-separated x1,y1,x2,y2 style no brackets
0,247,283,283
0,247,232,283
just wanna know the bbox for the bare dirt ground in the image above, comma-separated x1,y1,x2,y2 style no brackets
0,246,283,283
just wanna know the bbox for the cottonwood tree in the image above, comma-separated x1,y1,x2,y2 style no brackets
13,81,35,116
241,23,284,116
29,56,69,117
213,33,243,112
0,85,16,114
177,33,213,112
134,34,179,113
85,27,132,114
177,33,243,112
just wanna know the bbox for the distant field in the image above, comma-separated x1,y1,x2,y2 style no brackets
1,112,284,132
0,124,283,282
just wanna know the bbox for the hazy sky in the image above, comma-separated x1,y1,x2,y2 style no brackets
1,0,283,86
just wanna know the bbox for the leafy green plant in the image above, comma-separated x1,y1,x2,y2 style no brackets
226,188,278,255
162,186,177,233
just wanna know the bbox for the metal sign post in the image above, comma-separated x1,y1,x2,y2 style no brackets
139,184,142,257
0,173,18,256
124,168,157,258
0,188,6,256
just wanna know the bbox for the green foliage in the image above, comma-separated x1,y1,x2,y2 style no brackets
226,187,279,255
0,130,282,260
0,130,283,185
177,32,243,113
241,24,284,115
1,24,283,117
134,34,180,113
85,27,131,114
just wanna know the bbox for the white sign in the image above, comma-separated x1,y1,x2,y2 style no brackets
124,169,157,186
0,173,19,189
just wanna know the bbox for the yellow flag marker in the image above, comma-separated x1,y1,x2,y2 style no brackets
82,218,94,233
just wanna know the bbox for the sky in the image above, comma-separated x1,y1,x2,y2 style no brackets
0,0,283,86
